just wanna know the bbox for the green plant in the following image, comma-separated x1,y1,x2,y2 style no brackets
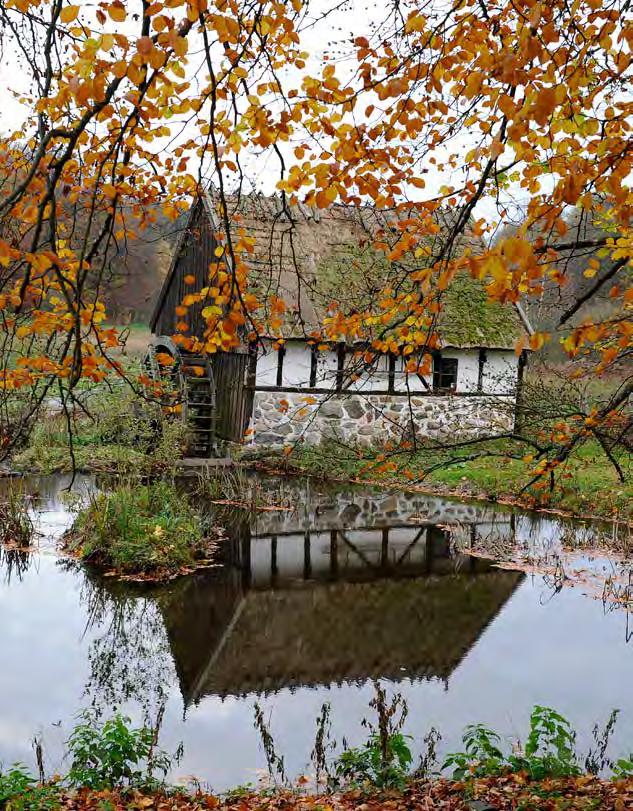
612,755,633,780
333,731,413,790
442,724,506,780
331,685,413,790
0,487,34,550
443,707,581,781
0,765,60,811
222,783,256,801
12,383,189,475
66,712,171,790
508,706,580,780
0,765,36,802
66,481,220,578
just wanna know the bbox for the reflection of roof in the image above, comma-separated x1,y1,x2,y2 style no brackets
157,567,244,700
152,192,527,349
162,569,522,703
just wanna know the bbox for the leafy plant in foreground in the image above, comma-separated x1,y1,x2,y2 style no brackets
442,723,507,780
443,707,581,781
612,755,633,780
331,685,413,790
0,765,36,803
333,731,413,790
0,765,60,811
508,706,581,779
66,712,172,790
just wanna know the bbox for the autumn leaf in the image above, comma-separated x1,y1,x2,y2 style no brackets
107,2,126,22
60,5,79,24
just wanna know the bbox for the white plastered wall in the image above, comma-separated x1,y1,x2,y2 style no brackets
254,340,519,394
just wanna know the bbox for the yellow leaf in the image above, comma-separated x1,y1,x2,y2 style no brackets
60,5,79,23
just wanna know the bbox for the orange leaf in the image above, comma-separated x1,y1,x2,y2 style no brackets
60,5,79,23
108,2,126,22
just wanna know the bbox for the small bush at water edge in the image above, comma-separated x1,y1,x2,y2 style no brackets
0,486,34,550
66,711,172,790
443,706,582,780
65,481,221,578
0,714,174,807
333,731,413,789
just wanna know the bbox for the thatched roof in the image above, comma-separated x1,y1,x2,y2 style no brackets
158,568,522,704
152,192,528,350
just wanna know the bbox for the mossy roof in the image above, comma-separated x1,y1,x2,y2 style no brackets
437,272,526,349
195,193,527,349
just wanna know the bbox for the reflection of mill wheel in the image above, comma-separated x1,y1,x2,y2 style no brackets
143,337,217,458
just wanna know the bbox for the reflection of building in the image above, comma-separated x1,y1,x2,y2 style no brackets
157,484,522,705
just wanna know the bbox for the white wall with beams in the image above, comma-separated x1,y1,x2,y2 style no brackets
254,339,519,395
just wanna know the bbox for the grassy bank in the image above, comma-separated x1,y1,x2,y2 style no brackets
11,384,188,475
64,481,222,581
254,438,633,523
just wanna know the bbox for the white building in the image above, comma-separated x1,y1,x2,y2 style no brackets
151,194,530,449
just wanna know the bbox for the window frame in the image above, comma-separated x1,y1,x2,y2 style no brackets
432,355,458,392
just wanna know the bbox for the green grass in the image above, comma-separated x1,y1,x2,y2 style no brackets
270,439,632,522
12,383,188,475
65,481,220,579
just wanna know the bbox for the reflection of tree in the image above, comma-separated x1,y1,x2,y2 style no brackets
71,563,177,721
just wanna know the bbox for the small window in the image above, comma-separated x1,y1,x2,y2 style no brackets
433,356,458,392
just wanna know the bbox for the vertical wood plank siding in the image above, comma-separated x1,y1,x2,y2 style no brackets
154,200,218,338
153,200,256,442
212,351,252,442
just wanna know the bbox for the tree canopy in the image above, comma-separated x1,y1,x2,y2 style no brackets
0,0,630,483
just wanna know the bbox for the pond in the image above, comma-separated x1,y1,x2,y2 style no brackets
0,473,631,789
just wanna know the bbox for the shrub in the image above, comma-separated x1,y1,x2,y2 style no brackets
330,685,413,790
66,712,172,790
0,765,36,802
612,755,633,779
0,765,60,811
443,706,581,781
65,481,220,578
442,724,507,780
333,731,413,789
0,486,33,549
12,384,189,475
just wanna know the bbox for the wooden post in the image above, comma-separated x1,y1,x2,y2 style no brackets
303,530,312,580
336,343,345,392
477,348,487,392
387,353,396,394
381,527,390,569
309,344,318,388
330,529,338,578
270,536,278,584
276,344,286,387
515,348,528,432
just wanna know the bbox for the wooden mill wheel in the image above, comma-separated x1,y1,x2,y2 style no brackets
143,337,217,458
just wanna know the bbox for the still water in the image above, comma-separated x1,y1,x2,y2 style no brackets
0,474,631,789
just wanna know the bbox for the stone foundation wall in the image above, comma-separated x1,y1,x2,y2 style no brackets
250,390,515,447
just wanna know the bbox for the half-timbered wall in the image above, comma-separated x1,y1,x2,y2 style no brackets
254,339,519,395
